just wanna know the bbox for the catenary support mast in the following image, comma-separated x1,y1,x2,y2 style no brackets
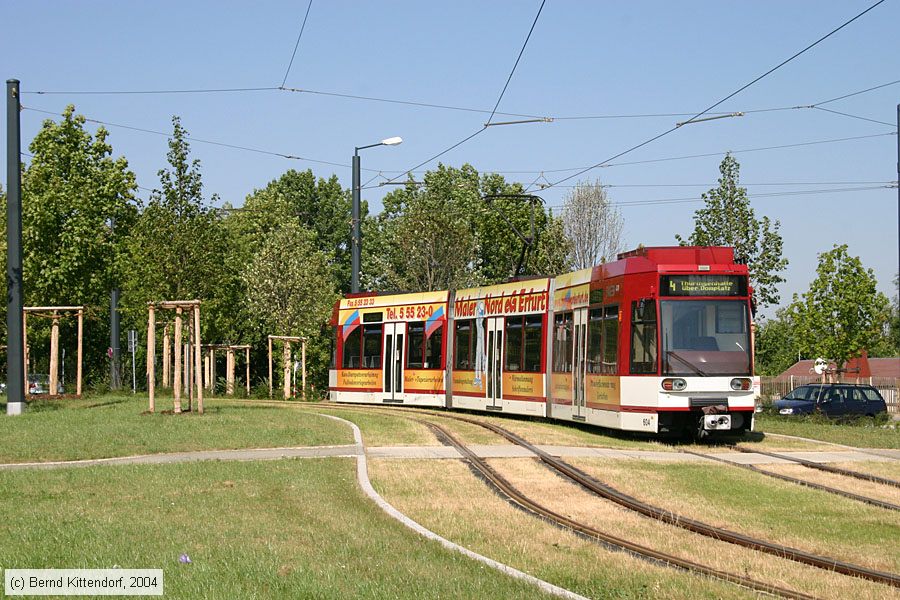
6,79,24,415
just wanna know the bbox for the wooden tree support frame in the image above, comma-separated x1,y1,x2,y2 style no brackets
22,306,84,399
147,300,203,414
202,344,251,396
268,335,307,400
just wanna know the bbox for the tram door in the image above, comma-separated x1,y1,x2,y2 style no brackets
485,317,503,410
573,309,588,420
383,322,406,403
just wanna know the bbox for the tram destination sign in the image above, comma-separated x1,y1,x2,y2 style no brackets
661,275,746,297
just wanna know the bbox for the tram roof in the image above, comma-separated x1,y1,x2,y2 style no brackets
595,246,746,278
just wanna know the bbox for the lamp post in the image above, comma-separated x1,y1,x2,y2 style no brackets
351,136,402,293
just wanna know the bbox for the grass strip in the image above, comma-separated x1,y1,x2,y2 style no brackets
0,396,350,463
756,414,900,449
0,458,553,599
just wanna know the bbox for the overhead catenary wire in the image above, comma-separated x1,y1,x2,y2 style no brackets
811,106,895,127
23,78,900,123
19,76,897,180
421,131,896,178
280,0,314,88
384,0,548,183
21,105,355,171
23,102,894,192
22,149,891,215
486,0,546,125
278,86,547,119
25,86,279,95
543,184,893,210
546,180,896,189
538,0,888,192
815,78,900,105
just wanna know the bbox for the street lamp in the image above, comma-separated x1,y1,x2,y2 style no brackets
351,136,402,293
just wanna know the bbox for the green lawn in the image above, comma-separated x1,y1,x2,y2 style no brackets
755,413,900,449
0,395,351,463
0,459,551,599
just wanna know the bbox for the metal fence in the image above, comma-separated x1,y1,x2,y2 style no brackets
759,376,899,414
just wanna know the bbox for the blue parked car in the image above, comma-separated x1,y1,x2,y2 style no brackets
774,384,887,417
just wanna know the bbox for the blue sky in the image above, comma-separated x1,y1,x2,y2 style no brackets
2,0,898,318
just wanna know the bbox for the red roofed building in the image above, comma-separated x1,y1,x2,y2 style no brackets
778,351,900,379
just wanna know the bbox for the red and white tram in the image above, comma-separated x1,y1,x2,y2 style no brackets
330,246,758,437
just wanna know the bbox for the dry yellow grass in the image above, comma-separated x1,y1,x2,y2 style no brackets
370,458,754,600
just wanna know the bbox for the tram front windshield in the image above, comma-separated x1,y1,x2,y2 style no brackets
660,300,751,376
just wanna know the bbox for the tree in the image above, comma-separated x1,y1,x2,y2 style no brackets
676,154,787,308
122,116,229,338
369,180,480,291
366,164,571,291
226,169,353,291
23,106,137,306
753,309,799,376
241,222,338,390
561,179,624,268
865,273,899,358
20,106,138,380
785,244,890,367
889,275,900,355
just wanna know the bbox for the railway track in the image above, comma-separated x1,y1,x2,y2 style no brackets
680,449,900,512
415,417,818,600
731,446,900,489
281,401,900,589
412,409,900,589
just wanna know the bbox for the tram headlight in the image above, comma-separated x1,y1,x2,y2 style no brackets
662,378,687,392
730,378,752,391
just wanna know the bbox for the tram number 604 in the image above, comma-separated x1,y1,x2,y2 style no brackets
642,418,652,427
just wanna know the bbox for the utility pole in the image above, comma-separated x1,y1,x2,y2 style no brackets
6,79,25,415
110,217,121,390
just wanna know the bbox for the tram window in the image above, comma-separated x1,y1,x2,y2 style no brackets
425,323,443,369
716,303,746,334
553,312,573,373
523,314,543,372
407,322,425,369
505,317,524,372
588,309,603,374
630,300,657,374
602,305,619,374
343,327,362,369
362,324,383,369
455,320,472,369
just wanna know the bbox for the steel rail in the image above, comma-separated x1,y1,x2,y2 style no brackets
417,419,818,600
439,413,900,588
681,449,900,512
732,446,900,489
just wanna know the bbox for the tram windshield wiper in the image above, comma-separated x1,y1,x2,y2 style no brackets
666,351,708,377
